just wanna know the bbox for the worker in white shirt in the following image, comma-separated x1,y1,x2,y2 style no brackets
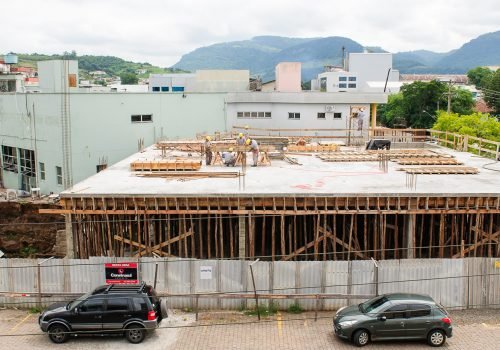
204,136,212,165
246,138,259,167
237,133,245,145
222,147,236,167
357,108,366,131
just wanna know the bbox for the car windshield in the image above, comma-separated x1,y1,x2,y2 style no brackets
359,296,389,314
67,291,92,310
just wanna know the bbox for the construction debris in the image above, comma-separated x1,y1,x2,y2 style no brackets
131,159,201,171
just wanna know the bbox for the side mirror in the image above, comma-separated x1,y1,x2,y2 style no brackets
378,315,387,321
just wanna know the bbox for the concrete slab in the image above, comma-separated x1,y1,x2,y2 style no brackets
63,144,500,198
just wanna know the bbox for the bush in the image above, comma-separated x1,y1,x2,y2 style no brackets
244,302,278,317
287,303,304,314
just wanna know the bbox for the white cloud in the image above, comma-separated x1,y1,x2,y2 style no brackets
1,0,498,66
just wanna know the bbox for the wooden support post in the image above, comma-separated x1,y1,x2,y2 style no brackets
272,215,276,261
65,215,74,258
406,214,416,259
229,217,234,259
207,215,212,259
238,216,246,259
439,214,445,258
281,214,286,259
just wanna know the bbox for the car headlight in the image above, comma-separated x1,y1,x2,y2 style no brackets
339,320,358,328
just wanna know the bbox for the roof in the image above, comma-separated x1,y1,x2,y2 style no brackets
385,293,434,303
62,143,500,198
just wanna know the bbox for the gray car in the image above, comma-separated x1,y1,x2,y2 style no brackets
333,293,452,347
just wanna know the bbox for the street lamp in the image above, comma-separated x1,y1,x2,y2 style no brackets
422,110,436,120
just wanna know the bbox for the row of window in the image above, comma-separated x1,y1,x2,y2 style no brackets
151,86,185,92
339,76,357,82
237,112,272,119
1,145,63,185
131,114,153,123
78,297,148,313
339,83,357,89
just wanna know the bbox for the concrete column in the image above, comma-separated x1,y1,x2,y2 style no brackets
406,214,416,259
65,214,74,258
370,103,377,135
238,215,246,259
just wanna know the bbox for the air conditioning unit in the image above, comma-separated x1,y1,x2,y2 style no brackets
325,105,335,112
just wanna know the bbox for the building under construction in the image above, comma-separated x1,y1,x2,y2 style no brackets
42,130,500,261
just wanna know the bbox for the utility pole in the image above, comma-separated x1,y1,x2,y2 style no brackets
447,80,452,114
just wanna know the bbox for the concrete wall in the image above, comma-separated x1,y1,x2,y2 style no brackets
38,60,79,93
275,62,301,92
348,53,394,90
195,70,249,92
0,92,226,194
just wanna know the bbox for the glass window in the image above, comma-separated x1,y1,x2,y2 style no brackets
251,112,257,118
152,87,160,92
1,145,17,173
320,77,327,92
361,296,389,313
317,113,326,119
339,83,347,88
133,297,149,312
265,112,271,118
56,166,62,185
244,112,250,118
19,148,35,177
408,304,431,318
39,162,45,181
172,86,184,92
333,113,342,119
80,299,104,312
258,112,264,118
348,77,357,81
348,83,357,88
339,77,347,81
237,112,243,118
142,114,152,122
131,114,153,123
107,298,130,312
161,86,169,92
288,112,300,119
383,304,408,319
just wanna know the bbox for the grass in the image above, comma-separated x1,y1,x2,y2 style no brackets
29,306,43,314
243,302,278,317
287,303,304,314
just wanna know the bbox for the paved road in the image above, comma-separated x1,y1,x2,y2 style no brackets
0,309,498,349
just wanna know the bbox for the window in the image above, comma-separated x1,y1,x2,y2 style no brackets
408,304,431,318
80,299,104,312
152,87,160,92
161,86,169,92
320,77,327,92
19,148,35,177
317,112,326,119
39,162,45,180
383,304,408,319
348,83,357,88
237,111,272,119
333,112,342,119
339,77,347,81
339,83,347,89
1,146,17,173
288,112,300,119
348,77,357,81
96,164,107,173
131,114,153,123
106,298,130,312
56,166,62,185
172,86,184,92
133,297,148,312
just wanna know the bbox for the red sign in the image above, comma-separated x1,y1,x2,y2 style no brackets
105,262,138,284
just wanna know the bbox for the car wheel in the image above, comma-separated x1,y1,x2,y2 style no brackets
125,325,146,344
48,324,69,344
427,329,446,347
161,299,168,318
353,329,370,347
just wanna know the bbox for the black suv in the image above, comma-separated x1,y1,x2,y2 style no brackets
39,282,166,344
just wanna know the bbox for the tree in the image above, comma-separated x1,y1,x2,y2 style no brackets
120,72,138,85
467,67,493,89
433,111,500,142
483,69,500,115
378,80,474,128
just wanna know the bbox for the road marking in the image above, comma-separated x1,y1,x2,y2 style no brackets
276,311,283,336
9,313,31,333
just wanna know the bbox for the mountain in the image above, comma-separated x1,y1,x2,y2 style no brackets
173,36,364,81
173,31,500,80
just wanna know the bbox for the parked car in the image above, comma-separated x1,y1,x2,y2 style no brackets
39,282,167,344
333,293,452,347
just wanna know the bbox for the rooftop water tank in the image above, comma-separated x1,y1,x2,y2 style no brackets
4,53,18,64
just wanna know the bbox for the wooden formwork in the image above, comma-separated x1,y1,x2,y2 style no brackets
41,195,500,260
131,159,202,171
287,144,339,153
397,166,479,175
395,158,463,165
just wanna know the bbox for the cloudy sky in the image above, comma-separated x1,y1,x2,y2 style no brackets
2,0,499,67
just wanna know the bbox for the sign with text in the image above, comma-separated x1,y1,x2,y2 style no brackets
200,266,213,280
105,262,138,284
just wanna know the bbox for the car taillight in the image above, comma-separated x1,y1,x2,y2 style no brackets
441,317,451,325
148,310,156,320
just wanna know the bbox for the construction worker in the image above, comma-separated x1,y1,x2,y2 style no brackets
237,133,245,145
357,108,366,131
222,147,236,167
204,136,213,165
246,138,259,167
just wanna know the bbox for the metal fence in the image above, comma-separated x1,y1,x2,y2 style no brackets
0,257,498,311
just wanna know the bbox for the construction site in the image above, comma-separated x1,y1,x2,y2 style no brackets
41,127,500,261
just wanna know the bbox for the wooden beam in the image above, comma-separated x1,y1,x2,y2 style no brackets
451,230,500,258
